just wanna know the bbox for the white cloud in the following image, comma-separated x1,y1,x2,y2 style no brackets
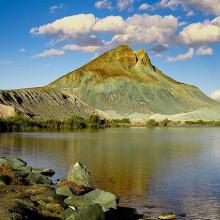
166,45,213,62
49,4,64,14
95,0,113,9
167,48,194,62
116,0,134,11
157,0,220,16
139,3,150,10
211,90,220,102
196,46,213,56
187,10,194,16
33,49,64,58
0,59,12,64
187,0,220,16
157,0,181,10
63,44,102,53
177,17,220,45
30,13,179,50
30,14,96,38
19,48,26,53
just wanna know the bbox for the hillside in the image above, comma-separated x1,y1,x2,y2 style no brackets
49,45,220,120
0,88,97,120
0,45,220,121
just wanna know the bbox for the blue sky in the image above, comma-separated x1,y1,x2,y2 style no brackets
0,0,219,100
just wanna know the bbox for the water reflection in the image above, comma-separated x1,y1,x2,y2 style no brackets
0,127,220,219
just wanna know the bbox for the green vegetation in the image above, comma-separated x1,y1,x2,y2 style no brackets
146,119,158,127
0,115,109,132
110,118,131,127
1,115,220,133
185,120,220,126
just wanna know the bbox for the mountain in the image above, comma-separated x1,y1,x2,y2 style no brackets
49,45,220,120
0,45,220,121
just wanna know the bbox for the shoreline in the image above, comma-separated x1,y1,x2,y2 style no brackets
1,115,220,133
0,157,148,220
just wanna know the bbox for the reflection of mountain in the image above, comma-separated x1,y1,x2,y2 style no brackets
0,128,209,208
1,45,220,120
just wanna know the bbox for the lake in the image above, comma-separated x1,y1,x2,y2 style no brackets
0,127,220,219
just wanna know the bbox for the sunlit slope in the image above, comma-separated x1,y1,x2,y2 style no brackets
50,45,219,116
0,88,96,119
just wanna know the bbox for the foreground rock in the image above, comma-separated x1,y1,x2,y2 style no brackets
0,157,120,220
67,162,92,188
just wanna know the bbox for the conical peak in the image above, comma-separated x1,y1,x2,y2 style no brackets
111,45,152,69
113,45,137,69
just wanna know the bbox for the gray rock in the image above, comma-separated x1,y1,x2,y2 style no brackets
32,168,55,177
64,195,92,209
0,158,8,166
83,189,119,212
13,166,32,178
27,173,51,185
62,207,76,219
67,162,92,188
56,186,74,197
66,204,105,220
64,189,119,212
3,157,27,169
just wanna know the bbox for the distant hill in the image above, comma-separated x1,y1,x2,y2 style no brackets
0,45,220,121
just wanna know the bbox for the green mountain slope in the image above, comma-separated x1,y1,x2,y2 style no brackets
49,45,219,118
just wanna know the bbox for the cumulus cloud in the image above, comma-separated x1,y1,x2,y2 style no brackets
211,90,220,102
139,3,150,10
177,16,220,45
196,46,213,55
157,0,182,10
63,44,102,53
167,48,194,62
95,0,113,9
30,13,179,50
19,48,26,53
167,46,213,62
157,0,220,16
33,49,64,58
0,59,12,64
49,4,64,14
116,0,134,11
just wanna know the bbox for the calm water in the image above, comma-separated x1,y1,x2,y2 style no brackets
1,127,220,219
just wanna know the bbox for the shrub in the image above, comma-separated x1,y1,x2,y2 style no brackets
147,119,158,127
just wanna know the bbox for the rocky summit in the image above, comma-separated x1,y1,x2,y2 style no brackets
1,45,220,121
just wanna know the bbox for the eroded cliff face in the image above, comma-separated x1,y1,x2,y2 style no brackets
0,88,96,119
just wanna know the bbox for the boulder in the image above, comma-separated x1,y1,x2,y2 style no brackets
0,158,8,166
83,189,119,212
13,166,32,178
67,162,92,188
64,189,119,212
32,168,55,177
62,207,76,219
66,204,105,220
1,157,27,169
27,173,52,185
0,174,11,186
64,195,92,210
56,186,74,197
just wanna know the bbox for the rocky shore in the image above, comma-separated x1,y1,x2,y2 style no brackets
0,157,147,220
